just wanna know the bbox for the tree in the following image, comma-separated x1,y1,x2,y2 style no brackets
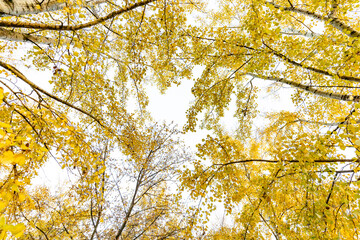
179,0,360,239
2,0,360,239
0,0,193,238
16,123,190,239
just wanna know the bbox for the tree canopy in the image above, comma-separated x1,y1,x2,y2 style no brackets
1,0,360,239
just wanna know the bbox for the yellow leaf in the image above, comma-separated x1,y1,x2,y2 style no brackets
13,154,25,166
0,216,5,228
9,223,25,237
0,230,6,239
0,202,6,211
18,193,26,202
0,122,11,129
0,151,14,165
10,184,19,193
29,221,35,228
1,192,11,201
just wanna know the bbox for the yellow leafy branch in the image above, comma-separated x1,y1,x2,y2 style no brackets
213,158,357,166
267,1,360,38
262,42,360,83
0,60,111,134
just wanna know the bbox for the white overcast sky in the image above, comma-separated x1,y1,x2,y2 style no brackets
25,0,298,201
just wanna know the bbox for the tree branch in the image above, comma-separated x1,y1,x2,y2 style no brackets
213,159,358,166
0,59,109,130
280,27,320,37
247,73,360,102
0,0,108,16
325,172,339,205
267,1,360,38
263,42,360,83
0,0,155,31
294,118,360,126
328,0,339,17
0,27,60,44
114,169,144,239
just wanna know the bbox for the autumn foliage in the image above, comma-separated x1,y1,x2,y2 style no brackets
1,0,360,239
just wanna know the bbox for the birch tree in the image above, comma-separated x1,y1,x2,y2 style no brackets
180,0,360,239
0,0,192,238
3,0,360,239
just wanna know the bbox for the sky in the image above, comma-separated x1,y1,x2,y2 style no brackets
27,44,297,198
11,0,300,231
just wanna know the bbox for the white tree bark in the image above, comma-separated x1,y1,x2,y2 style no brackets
0,0,106,16
0,27,57,44
247,73,360,102
280,28,320,38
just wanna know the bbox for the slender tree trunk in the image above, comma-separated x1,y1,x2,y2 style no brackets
0,0,106,16
0,27,57,44
0,0,67,16
248,73,360,102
